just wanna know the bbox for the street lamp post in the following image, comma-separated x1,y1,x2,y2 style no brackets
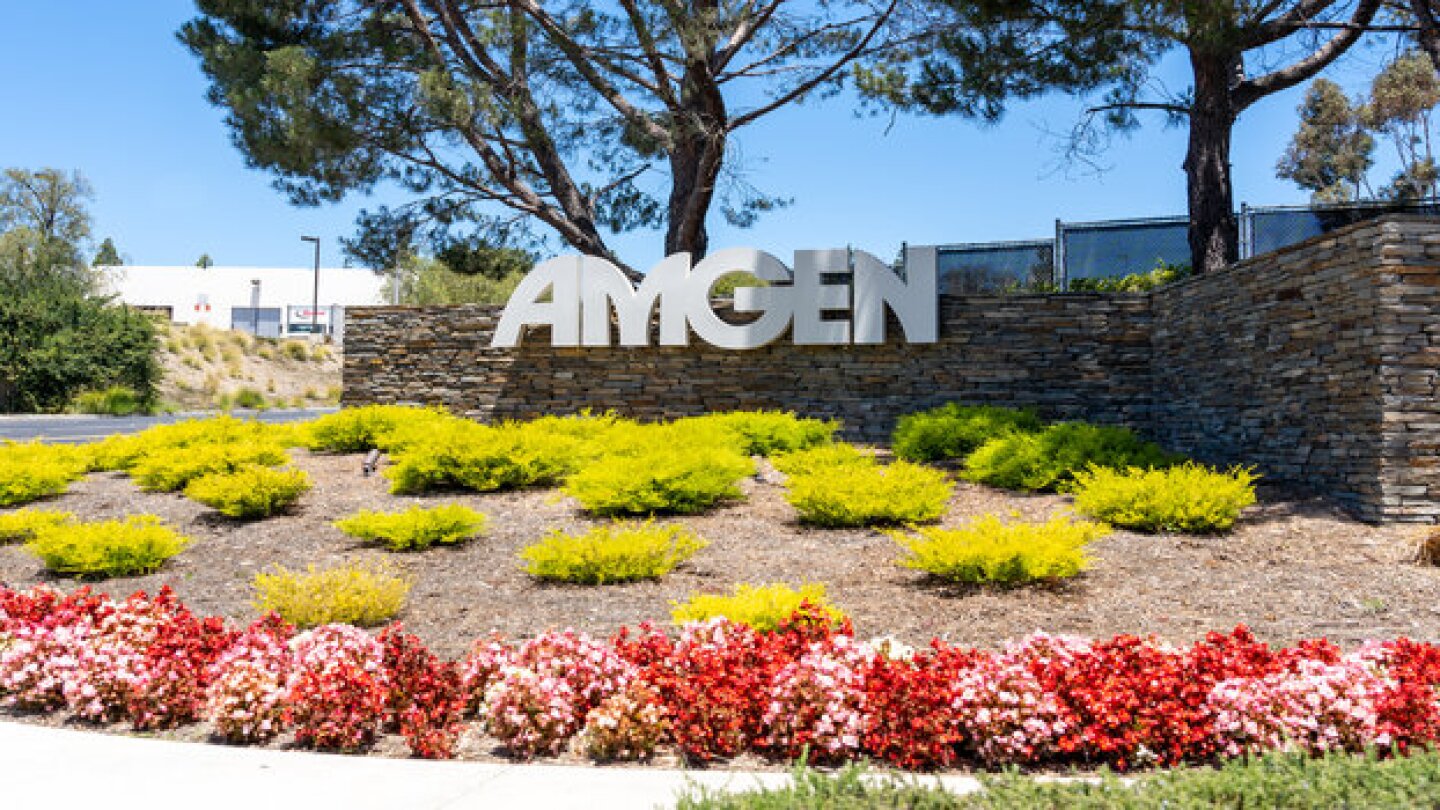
300,236,320,336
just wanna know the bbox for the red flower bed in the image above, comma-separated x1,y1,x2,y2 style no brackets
3,585,1440,768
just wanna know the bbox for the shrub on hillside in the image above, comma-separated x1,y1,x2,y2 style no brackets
891,403,1043,463
184,465,311,519
521,521,707,584
893,515,1106,585
770,443,873,476
670,583,845,632
1071,463,1258,533
334,503,488,551
24,515,191,578
565,440,754,515
0,508,74,543
785,461,952,527
964,422,1175,492
679,411,839,456
252,560,411,628
130,441,288,492
0,441,89,506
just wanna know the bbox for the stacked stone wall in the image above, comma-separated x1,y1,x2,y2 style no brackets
344,215,1440,522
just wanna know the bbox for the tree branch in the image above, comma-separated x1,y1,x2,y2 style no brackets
1234,0,1382,111
729,0,899,130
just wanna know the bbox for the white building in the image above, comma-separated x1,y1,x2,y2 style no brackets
99,265,388,339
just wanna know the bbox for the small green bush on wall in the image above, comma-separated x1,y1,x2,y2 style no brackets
252,560,411,628
670,583,844,632
786,461,952,527
335,503,488,551
185,465,312,519
893,515,1105,585
892,404,1043,463
521,521,707,584
25,515,191,578
964,422,1175,492
1071,463,1258,533
565,441,754,516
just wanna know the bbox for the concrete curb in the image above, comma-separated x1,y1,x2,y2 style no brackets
0,722,985,809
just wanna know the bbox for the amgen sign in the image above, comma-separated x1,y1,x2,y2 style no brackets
492,246,938,350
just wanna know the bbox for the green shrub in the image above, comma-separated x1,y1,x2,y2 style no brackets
670,583,844,632
893,515,1105,585
302,405,455,453
0,441,89,506
69,385,146,416
0,508,74,543
565,439,754,515
1068,260,1190,293
785,461,952,527
679,411,839,456
963,422,1175,492
229,386,268,410
131,441,289,492
334,503,488,551
1071,462,1258,533
521,521,707,584
252,559,411,628
770,443,874,476
185,465,312,519
387,419,591,495
87,415,280,472
25,515,191,578
281,340,311,361
892,404,1043,463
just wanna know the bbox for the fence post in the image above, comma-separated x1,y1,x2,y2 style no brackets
1054,219,1067,290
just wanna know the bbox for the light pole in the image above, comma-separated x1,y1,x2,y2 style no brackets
300,236,320,336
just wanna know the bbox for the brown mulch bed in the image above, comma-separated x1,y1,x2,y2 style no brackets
3,449,1439,662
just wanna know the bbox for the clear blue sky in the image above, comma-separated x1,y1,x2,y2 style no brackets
0,2,1406,270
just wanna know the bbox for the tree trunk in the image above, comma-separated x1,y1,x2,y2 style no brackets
663,29,727,260
664,134,725,258
1184,50,1241,274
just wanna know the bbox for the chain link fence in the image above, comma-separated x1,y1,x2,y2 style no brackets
933,198,1440,292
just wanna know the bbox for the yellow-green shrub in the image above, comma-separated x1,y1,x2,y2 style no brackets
521,521,707,584
677,411,839,456
565,438,754,515
302,405,455,453
334,503,488,551
893,515,1105,585
1071,463,1258,533
387,420,591,495
670,583,845,632
963,422,1176,492
86,415,280,473
185,465,312,519
0,442,89,506
252,560,411,628
892,403,1043,463
25,515,191,578
770,443,873,476
785,461,952,527
0,508,74,543
131,441,289,492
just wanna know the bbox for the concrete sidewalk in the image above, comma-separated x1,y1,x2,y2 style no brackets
0,722,984,809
